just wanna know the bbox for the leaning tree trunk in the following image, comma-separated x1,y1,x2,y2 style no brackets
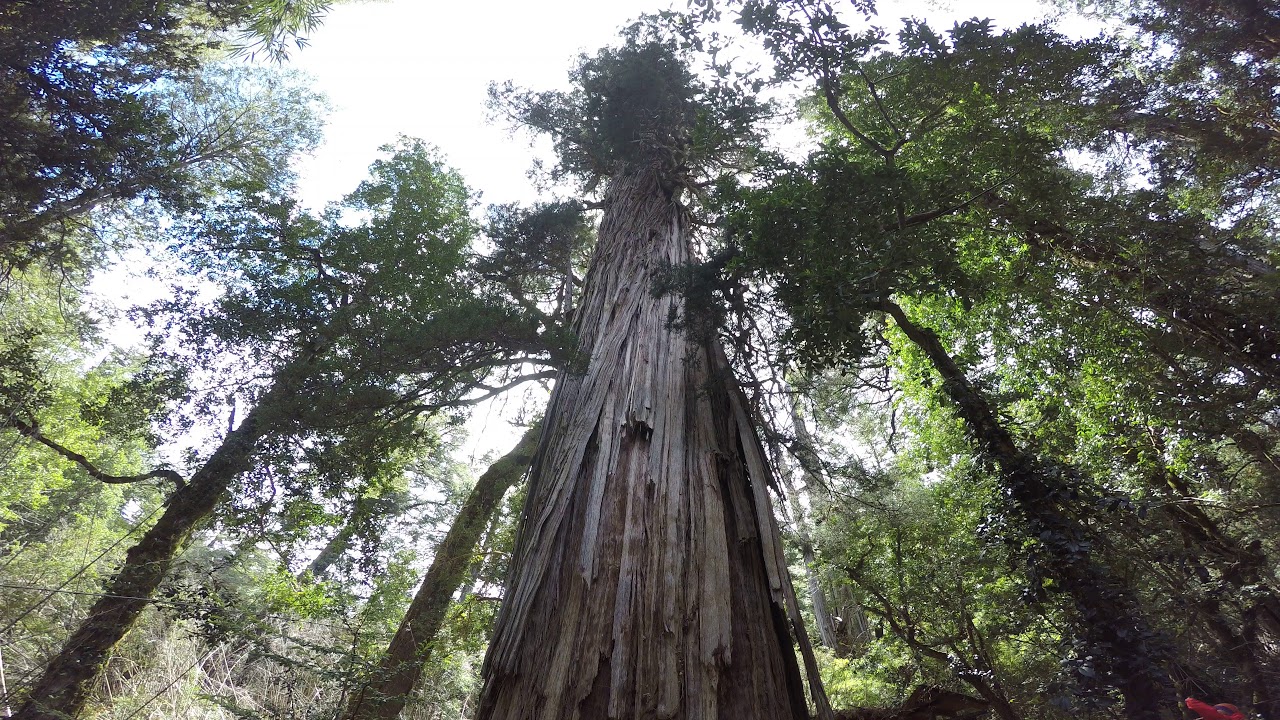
477,164,830,720
13,384,286,720
341,422,542,720
881,299,1171,720
769,394,842,655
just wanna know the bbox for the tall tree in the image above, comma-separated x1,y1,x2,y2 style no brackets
478,30,831,720
709,3,1229,715
11,142,553,720
341,422,541,720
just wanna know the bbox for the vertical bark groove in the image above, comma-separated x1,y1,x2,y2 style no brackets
479,165,829,720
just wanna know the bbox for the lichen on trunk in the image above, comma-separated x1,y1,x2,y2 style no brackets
341,422,542,720
478,164,829,720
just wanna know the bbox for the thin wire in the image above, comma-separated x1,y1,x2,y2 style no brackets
0,502,167,639
0,581,363,714
118,648,214,720
0,645,10,718
0,582,354,632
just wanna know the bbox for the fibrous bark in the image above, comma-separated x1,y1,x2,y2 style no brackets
341,422,542,720
478,164,830,720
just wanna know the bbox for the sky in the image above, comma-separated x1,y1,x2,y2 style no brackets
93,0,1089,462
290,0,677,209
288,0,1080,211
269,0,1090,457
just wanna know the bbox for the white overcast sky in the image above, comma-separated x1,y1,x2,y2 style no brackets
287,0,1079,211
95,0,1087,461
274,0,1085,456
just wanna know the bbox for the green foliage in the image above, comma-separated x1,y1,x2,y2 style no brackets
478,201,592,321
793,372,1070,715
0,2,326,276
0,268,178,536
4,3,1279,718
708,0,1280,714
718,17,1105,367
489,19,767,190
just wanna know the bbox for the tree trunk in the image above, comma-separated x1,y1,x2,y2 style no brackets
306,522,356,580
960,675,1021,720
1199,597,1278,720
770,396,842,655
340,422,542,720
13,385,284,720
788,397,857,656
1228,426,1280,490
1157,463,1280,638
477,165,830,720
881,299,1170,720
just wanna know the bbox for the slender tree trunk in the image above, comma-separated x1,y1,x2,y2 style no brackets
881,299,1171,720
960,613,1022,720
1239,607,1278,720
340,422,542,720
790,398,862,656
1157,464,1280,638
853,571,1021,720
1199,598,1278,720
457,509,505,601
305,490,384,581
776,488,840,655
958,673,1021,720
1229,426,1280,490
772,395,842,654
478,165,830,720
306,523,356,580
13,384,286,720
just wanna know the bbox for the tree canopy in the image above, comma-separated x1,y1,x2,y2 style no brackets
0,1,1278,719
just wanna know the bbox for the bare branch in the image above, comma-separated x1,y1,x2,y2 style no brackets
9,418,186,488
897,177,1010,230
857,68,902,142
447,371,558,408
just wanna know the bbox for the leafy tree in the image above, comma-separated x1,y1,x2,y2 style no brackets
11,141,555,720
689,2,1265,716
341,421,541,720
687,1,1280,716
0,1,329,276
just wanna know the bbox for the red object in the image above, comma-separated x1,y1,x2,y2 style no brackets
1186,697,1246,720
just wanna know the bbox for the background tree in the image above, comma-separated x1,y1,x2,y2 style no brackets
695,0,1279,716
11,140,556,720
0,0,333,276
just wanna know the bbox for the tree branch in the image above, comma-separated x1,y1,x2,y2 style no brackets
897,178,1009,230
447,370,558,407
10,418,186,488
857,68,902,142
